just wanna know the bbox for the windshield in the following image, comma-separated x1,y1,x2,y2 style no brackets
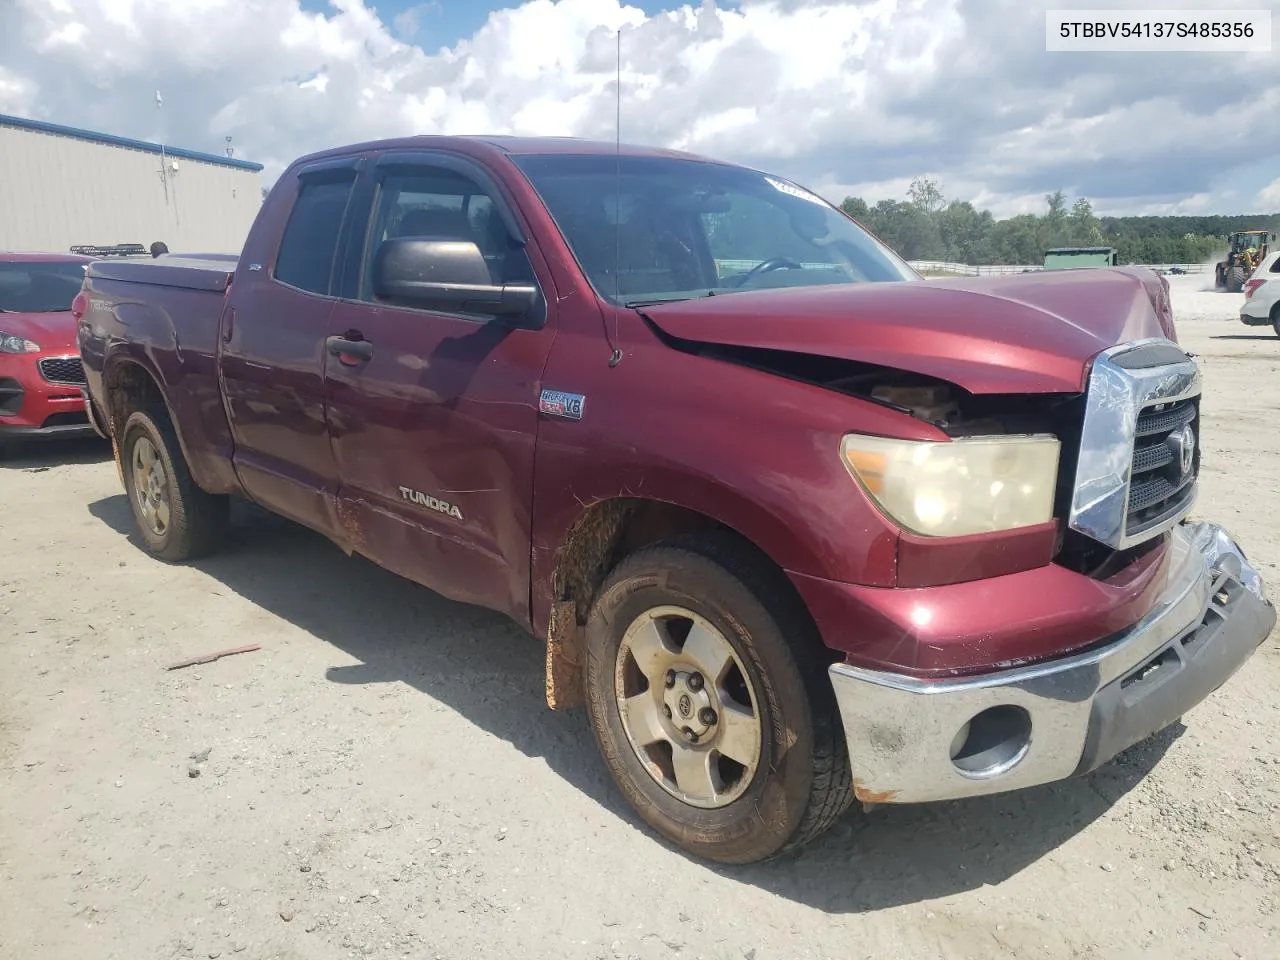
0,261,87,313
512,155,917,306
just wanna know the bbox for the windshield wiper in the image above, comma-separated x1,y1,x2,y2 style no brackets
622,291,718,309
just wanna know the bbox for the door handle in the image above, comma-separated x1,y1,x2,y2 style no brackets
326,335,374,362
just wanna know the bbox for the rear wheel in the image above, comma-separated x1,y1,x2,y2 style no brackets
1272,303,1280,338
583,535,853,863
120,408,228,561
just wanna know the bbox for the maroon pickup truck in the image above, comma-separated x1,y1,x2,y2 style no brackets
76,135,1275,864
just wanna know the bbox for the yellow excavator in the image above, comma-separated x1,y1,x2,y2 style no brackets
1215,230,1273,292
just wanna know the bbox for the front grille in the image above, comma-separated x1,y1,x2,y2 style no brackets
1068,339,1201,552
38,356,86,386
1127,397,1199,536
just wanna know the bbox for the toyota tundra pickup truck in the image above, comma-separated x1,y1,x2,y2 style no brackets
75,136,1275,864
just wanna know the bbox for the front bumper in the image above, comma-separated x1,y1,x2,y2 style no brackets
0,352,93,440
828,520,1275,804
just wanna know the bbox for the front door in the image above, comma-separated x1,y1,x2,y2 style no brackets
219,160,360,535
323,153,559,622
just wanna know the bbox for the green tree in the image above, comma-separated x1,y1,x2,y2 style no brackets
835,185,1279,266
907,176,945,219
865,199,942,260
840,196,871,221
1067,197,1104,246
937,201,994,263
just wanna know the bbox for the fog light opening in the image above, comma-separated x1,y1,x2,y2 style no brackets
950,705,1032,779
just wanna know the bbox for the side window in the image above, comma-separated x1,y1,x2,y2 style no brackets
274,178,355,296
359,166,535,307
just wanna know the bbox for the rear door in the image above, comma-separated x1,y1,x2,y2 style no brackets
218,157,361,535
322,151,559,621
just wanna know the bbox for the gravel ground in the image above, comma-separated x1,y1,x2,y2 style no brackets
1,273,1277,960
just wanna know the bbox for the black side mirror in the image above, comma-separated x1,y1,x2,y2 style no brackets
371,237,542,326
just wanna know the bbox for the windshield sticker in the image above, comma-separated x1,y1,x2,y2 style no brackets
764,176,828,207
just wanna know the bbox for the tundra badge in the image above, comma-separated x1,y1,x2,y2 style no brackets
399,486,463,520
539,389,585,421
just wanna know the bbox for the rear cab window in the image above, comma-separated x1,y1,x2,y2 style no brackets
273,178,357,296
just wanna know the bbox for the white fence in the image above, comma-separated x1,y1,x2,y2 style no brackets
909,260,1209,275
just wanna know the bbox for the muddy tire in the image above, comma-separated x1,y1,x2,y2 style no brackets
120,408,228,562
583,534,853,864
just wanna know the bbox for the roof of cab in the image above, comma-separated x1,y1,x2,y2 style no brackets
286,134,726,171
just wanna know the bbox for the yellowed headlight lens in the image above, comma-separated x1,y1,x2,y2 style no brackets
840,433,1060,537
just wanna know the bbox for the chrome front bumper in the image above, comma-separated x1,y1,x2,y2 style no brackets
828,521,1275,804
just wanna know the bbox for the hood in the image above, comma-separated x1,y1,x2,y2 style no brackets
639,267,1175,395
0,309,77,352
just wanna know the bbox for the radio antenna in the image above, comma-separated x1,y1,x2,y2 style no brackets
607,25,623,367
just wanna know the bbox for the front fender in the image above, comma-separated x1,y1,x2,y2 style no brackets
527,331,936,636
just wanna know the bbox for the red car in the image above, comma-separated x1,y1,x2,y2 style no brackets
0,253,96,451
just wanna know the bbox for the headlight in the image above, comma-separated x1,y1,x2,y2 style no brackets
841,433,1060,537
0,332,41,354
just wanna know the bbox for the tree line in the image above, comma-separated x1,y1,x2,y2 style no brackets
840,178,1280,266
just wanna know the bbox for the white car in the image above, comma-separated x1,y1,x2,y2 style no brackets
1240,249,1280,336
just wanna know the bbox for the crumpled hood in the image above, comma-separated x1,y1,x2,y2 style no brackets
0,310,77,352
640,267,1175,395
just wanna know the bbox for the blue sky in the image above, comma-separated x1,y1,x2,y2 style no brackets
298,0,678,49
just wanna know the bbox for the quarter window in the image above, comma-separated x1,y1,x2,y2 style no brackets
274,178,356,296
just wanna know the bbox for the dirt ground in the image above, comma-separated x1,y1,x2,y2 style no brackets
1,273,1277,960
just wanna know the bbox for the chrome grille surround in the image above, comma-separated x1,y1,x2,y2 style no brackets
1068,338,1202,550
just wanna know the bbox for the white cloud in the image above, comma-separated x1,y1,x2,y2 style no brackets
0,0,1276,216
1256,178,1280,211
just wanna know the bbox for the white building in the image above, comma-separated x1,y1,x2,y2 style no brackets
0,113,263,255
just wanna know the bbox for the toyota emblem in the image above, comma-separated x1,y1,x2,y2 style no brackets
1167,422,1196,477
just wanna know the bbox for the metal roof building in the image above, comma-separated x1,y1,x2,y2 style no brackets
0,113,263,255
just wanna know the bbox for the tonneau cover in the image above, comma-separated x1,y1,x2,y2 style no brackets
86,255,237,293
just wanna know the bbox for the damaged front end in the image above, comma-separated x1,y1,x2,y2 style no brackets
816,337,1274,803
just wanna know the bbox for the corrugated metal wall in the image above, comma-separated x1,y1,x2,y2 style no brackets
0,124,262,255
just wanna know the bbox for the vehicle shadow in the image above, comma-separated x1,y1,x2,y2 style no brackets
1209,334,1276,341
0,437,111,470
87,493,1178,913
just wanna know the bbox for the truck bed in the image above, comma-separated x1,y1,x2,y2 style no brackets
79,254,240,497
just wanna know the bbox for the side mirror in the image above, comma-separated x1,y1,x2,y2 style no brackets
371,237,542,326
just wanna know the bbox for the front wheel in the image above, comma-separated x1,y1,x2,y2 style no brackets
1228,265,1245,292
120,408,228,561
583,536,852,863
